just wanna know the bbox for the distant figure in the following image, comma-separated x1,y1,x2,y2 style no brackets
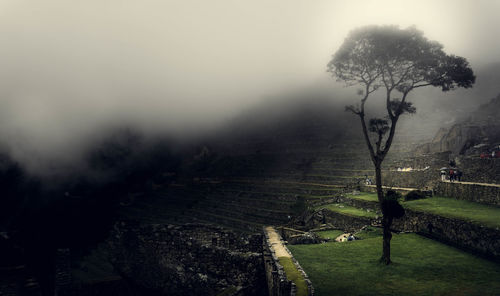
457,170,463,182
440,170,446,181
449,169,454,182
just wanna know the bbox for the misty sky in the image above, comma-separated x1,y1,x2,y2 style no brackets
0,0,499,171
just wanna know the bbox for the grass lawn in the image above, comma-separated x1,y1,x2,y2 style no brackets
402,196,500,229
317,203,377,219
343,192,500,228
289,233,500,296
346,192,379,202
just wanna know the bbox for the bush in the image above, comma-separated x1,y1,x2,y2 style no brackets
405,190,426,201
382,190,405,218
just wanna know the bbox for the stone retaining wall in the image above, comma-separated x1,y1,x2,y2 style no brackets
263,227,314,296
393,209,500,259
435,182,500,206
108,222,266,296
381,170,437,189
321,210,374,232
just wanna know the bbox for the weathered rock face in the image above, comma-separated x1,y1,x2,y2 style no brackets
108,223,266,296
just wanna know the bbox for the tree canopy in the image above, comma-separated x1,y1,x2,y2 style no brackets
327,25,475,161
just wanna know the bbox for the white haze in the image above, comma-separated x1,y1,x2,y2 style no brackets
0,0,499,172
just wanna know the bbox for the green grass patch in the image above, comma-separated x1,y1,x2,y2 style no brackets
278,256,308,296
403,196,500,228
344,193,500,228
355,226,384,239
314,230,345,240
346,192,379,202
289,233,500,296
317,203,377,219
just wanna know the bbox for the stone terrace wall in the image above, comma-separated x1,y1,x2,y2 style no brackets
108,222,266,296
435,182,500,206
392,209,500,259
381,170,438,189
321,210,374,232
263,228,314,296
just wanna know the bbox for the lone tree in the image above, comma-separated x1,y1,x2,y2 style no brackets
327,25,475,264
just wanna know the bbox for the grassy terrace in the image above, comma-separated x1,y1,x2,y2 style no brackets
289,232,500,296
344,192,500,228
404,197,500,229
345,192,379,202
316,203,377,219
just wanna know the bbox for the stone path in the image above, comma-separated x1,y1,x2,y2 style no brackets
265,226,291,258
441,180,500,188
365,184,418,191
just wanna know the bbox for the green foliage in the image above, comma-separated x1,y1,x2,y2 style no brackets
382,190,405,219
278,257,308,296
288,233,500,296
385,190,402,201
404,190,426,201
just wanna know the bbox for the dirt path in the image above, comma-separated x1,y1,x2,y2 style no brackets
265,226,291,258
442,180,500,188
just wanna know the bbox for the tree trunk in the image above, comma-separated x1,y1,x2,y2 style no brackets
381,215,393,265
375,162,392,265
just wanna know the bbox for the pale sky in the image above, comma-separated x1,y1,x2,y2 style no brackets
0,0,499,170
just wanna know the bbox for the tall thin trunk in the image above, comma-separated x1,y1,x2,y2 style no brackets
381,215,393,265
375,162,392,265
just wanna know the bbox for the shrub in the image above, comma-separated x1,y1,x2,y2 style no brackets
405,190,426,201
382,190,405,219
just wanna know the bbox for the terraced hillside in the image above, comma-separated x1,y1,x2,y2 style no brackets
68,96,500,295
115,95,438,232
